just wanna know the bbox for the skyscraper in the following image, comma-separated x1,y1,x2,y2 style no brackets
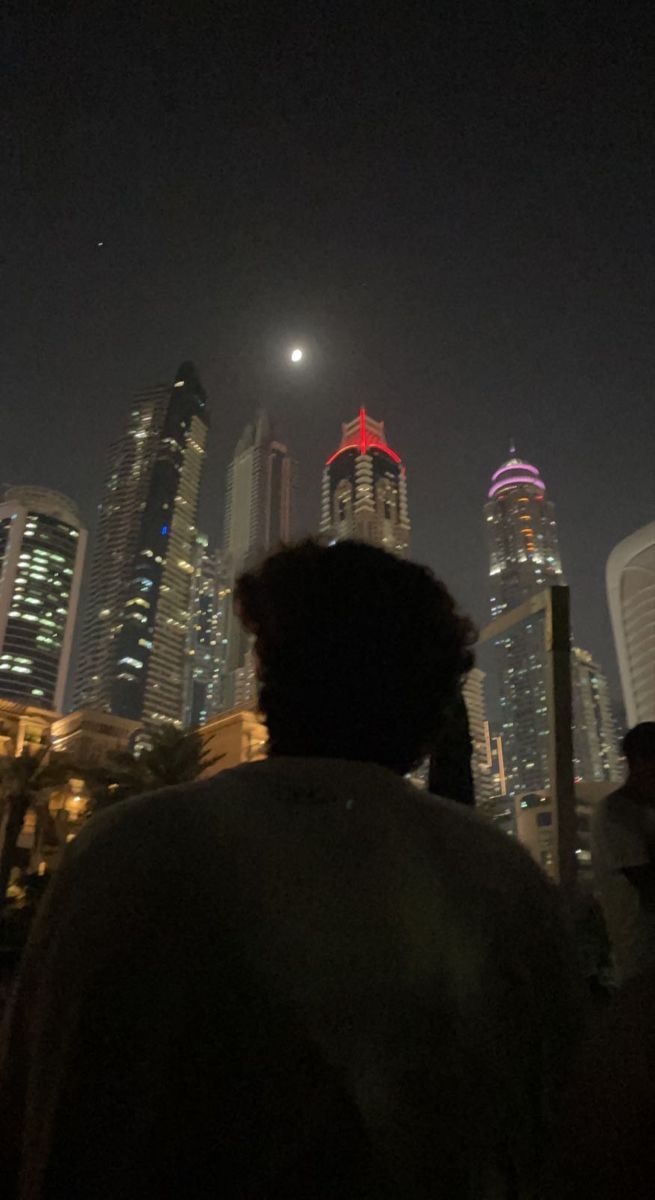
222,410,293,707
320,408,410,554
462,667,494,808
485,450,564,796
74,384,169,711
0,487,87,711
606,521,655,725
571,646,622,783
75,363,208,727
183,535,225,727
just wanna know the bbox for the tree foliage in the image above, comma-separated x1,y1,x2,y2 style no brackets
0,748,82,903
90,726,221,811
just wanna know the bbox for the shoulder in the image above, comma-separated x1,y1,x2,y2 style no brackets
602,787,644,833
67,759,556,921
71,764,263,856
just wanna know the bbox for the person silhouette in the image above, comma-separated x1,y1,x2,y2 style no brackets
1,540,580,1198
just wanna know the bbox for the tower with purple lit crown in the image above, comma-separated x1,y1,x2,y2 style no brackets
320,408,410,555
485,449,564,797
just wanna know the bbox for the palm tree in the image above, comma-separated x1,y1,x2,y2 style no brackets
0,727,221,902
90,726,222,811
0,747,81,904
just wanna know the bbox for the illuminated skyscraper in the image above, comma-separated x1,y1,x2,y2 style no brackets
222,410,293,707
320,408,410,555
485,450,564,796
0,487,87,710
606,521,655,725
462,667,494,808
183,535,226,727
75,363,208,727
571,646,622,783
74,384,169,711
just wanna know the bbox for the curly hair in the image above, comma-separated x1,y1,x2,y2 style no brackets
623,722,655,765
235,539,476,774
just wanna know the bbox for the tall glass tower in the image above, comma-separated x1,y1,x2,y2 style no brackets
75,363,208,727
0,487,87,711
222,410,293,708
320,408,410,555
571,646,622,783
485,450,564,796
183,535,226,727
74,384,169,712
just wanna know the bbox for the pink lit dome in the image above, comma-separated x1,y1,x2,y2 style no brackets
488,453,546,499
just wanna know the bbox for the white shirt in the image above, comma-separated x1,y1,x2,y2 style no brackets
592,785,655,984
0,757,580,1198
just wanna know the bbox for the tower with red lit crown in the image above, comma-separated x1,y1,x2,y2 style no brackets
320,408,410,556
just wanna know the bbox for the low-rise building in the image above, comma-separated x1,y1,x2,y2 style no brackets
0,697,56,758
50,708,142,766
199,707,267,777
515,781,618,887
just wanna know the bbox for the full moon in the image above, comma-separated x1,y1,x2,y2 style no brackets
290,347,303,363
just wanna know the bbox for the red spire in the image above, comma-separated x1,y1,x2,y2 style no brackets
359,406,367,454
325,408,402,466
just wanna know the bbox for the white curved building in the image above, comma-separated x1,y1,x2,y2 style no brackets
606,522,655,726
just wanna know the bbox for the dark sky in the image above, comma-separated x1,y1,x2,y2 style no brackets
3,1,654,701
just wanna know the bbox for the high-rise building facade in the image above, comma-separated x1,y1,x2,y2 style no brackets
0,487,87,711
571,646,622,783
222,410,293,707
75,363,208,728
606,521,655,725
461,668,494,808
485,451,564,797
111,364,208,726
320,408,410,555
74,385,168,711
183,535,226,727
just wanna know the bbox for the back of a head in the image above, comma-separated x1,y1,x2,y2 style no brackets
235,539,475,775
623,722,655,768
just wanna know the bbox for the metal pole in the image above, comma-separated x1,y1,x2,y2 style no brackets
545,586,577,896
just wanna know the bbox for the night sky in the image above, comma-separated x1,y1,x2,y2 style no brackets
3,2,654,701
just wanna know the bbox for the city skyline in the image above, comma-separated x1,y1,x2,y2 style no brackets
4,7,653,711
1,373,636,724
